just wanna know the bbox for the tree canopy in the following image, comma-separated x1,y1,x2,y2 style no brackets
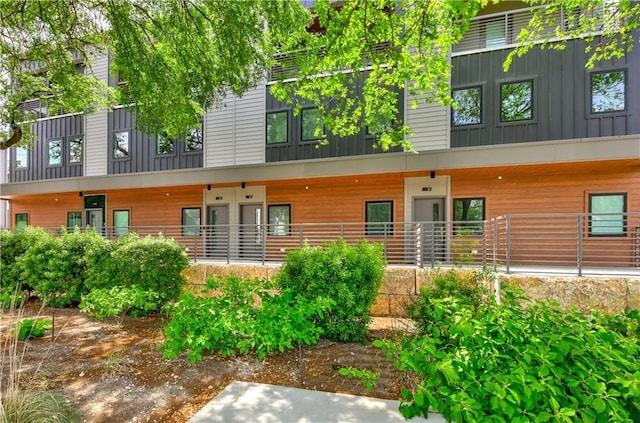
1,0,638,151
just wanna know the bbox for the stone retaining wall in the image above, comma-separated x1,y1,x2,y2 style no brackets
183,263,640,316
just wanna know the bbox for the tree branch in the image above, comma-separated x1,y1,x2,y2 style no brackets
0,123,23,150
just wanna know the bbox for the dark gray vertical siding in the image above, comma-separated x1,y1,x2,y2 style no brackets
9,115,84,182
451,35,640,148
108,108,203,175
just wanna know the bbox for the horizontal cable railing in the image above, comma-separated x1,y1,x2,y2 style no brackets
41,212,640,277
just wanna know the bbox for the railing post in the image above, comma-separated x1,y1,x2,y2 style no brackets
226,225,230,265
261,224,266,265
493,218,498,269
299,225,304,247
430,222,435,268
482,221,487,266
193,230,198,263
505,215,511,274
577,215,583,277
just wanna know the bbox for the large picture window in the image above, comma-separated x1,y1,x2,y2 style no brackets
366,201,393,236
266,111,288,144
113,210,130,237
591,70,626,113
589,193,626,236
452,86,482,126
301,107,324,141
48,139,62,166
113,131,129,159
453,198,485,235
500,80,533,122
182,207,201,237
69,136,83,163
268,204,291,236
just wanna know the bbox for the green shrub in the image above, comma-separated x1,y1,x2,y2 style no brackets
406,268,488,335
163,275,333,363
377,287,640,422
79,285,161,318
277,238,385,342
13,319,52,341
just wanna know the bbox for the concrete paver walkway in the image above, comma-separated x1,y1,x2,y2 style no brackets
188,381,446,423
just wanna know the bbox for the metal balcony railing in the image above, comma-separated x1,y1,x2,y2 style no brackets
45,212,640,277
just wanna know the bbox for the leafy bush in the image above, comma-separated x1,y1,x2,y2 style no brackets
406,268,488,335
378,287,640,422
13,319,52,341
163,275,333,363
277,238,385,342
79,285,161,318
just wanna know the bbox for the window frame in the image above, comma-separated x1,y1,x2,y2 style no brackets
300,107,325,142
453,197,486,235
451,85,483,127
155,132,176,156
499,79,534,123
15,145,28,169
184,124,203,152
15,213,28,230
113,209,130,237
113,130,130,159
67,211,82,230
48,138,63,166
588,193,627,237
182,207,201,237
266,110,289,145
268,204,291,236
365,201,393,236
589,69,627,115
68,136,83,164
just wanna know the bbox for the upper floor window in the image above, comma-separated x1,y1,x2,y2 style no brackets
48,139,62,166
301,107,324,142
365,201,393,236
452,86,482,126
69,136,83,163
589,193,626,236
453,198,485,235
591,70,626,113
266,111,288,144
485,20,506,48
113,131,129,159
156,132,175,155
185,126,203,152
16,146,28,168
500,80,533,122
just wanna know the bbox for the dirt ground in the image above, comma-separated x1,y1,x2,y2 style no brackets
1,301,412,422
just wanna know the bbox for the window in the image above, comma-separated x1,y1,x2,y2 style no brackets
301,107,324,141
15,213,28,230
69,136,83,163
113,131,129,158
485,20,506,48
48,139,62,166
591,70,626,113
366,201,393,236
185,126,203,151
16,146,28,168
67,211,82,229
266,111,288,144
113,210,130,237
500,80,533,122
453,198,485,235
156,132,175,155
182,207,201,236
589,193,626,236
452,86,482,126
268,204,291,236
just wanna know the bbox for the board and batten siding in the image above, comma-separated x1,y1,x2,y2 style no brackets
405,92,449,151
205,85,265,168
84,54,109,176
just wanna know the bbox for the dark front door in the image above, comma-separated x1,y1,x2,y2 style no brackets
239,204,263,259
413,197,446,265
206,205,229,258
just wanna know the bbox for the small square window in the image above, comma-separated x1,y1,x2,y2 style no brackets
591,70,626,113
366,201,393,236
452,87,482,126
156,132,175,155
268,204,291,236
113,210,130,237
48,139,62,166
16,146,28,168
15,213,28,230
67,211,82,230
69,136,83,163
453,198,485,235
182,207,201,237
113,131,129,159
301,107,324,142
589,193,626,236
185,126,203,151
266,111,288,144
500,80,533,122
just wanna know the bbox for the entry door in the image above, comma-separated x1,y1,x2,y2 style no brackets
239,204,263,259
85,208,104,235
413,198,446,265
206,205,229,258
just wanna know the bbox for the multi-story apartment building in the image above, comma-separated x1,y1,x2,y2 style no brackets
1,3,639,267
